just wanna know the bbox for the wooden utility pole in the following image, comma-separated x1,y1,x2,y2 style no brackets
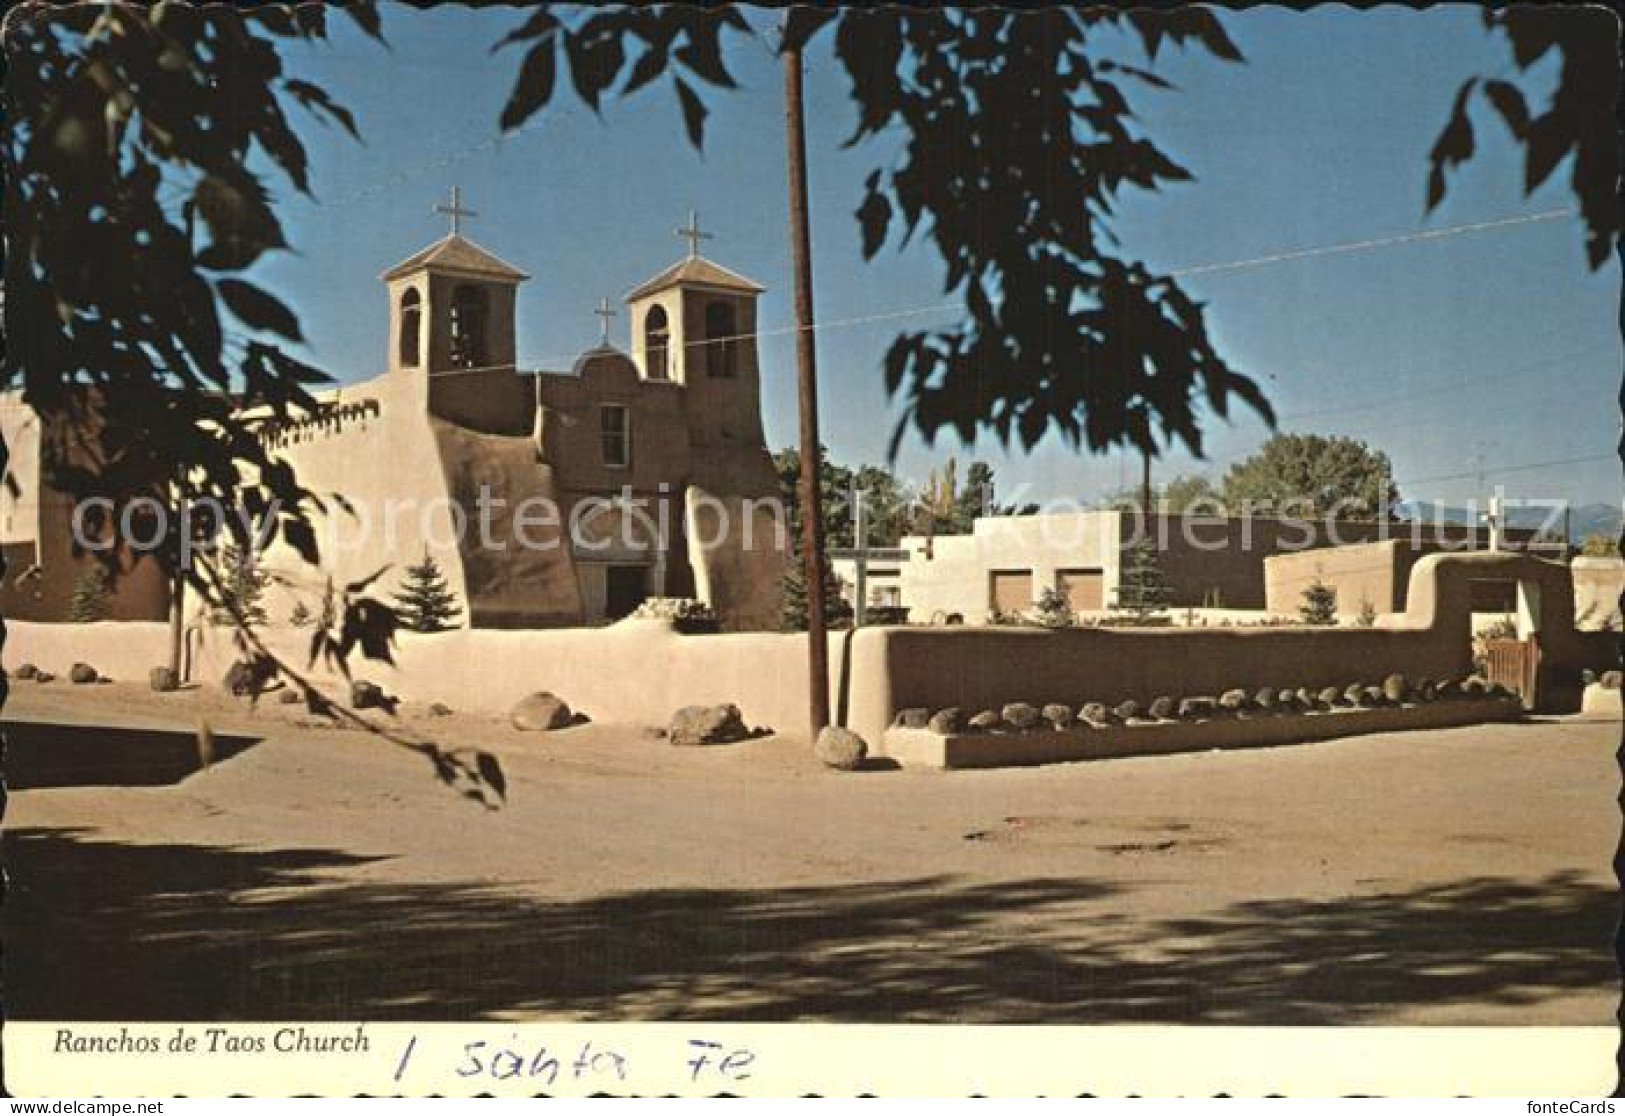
1141,448,1153,518
784,40,830,738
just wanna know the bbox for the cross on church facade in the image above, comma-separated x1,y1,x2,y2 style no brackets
674,209,713,258
594,297,617,347
435,186,478,236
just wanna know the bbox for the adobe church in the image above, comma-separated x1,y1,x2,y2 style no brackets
0,196,789,630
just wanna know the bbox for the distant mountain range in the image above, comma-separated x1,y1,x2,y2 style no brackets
1397,500,1622,543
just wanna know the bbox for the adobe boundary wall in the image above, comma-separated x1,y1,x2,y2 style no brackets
4,552,1614,746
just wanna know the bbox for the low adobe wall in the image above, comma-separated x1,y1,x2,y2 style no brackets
6,553,1612,747
1,619,850,742
884,698,1522,769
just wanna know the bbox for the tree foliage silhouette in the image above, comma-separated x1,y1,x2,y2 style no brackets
6,3,380,566
495,6,1276,464
5,3,503,802
1427,6,1619,270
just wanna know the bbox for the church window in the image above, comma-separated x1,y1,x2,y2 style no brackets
398,289,422,366
601,404,630,468
705,301,737,378
644,306,670,380
449,284,488,369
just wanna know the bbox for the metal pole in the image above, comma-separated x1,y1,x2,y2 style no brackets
784,41,830,737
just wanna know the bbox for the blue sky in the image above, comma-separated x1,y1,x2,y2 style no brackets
258,4,1621,508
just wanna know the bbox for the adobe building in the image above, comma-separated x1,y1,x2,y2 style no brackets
1267,538,1612,623
893,509,1535,623
0,203,789,629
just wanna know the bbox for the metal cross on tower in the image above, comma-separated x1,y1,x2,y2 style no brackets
594,297,617,347
435,186,478,236
674,209,713,258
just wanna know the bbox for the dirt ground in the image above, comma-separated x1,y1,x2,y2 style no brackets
4,679,1618,1025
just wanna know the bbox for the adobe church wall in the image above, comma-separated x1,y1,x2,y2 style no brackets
428,366,533,436
255,375,471,628
428,417,585,627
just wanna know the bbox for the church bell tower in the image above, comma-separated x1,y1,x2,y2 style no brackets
623,211,767,452
381,188,528,382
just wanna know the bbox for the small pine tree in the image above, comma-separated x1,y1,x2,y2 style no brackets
289,600,314,628
209,543,270,627
1299,578,1338,626
393,551,463,633
1033,585,1074,628
1114,537,1173,621
781,551,850,632
67,563,113,623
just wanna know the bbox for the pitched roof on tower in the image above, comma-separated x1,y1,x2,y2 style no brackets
381,233,529,282
623,255,765,302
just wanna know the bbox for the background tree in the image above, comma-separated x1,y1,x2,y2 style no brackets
1299,578,1339,626
208,543,270,627
1222,433,1398,519
773,446,854,631
67,564,113,624
393,552,463,633
1113,537,1173,621
494,6,1275,465
1579,533,1619,559
1160,473,1223,514
1033,585,1075,629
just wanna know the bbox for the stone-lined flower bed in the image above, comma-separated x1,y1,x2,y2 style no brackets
881,674,1523,769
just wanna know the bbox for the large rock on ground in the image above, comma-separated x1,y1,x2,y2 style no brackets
814,726,868,771
1080,702,1111,727
149,666,179,693
511,691,573,731
669,703,748,746
69,662,99,685
1148,696,1176,721
926,707,963,735
1381,673,1409,704
12,663,38,681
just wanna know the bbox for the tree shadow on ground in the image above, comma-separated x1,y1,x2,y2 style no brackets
4,826,1614,1023
4,722,261,789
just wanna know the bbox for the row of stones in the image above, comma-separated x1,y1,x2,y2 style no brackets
894,673,1518,736
9,661,104,685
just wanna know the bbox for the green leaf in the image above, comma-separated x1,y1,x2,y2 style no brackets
217,278,303,342
283,78,359,138
673,76,706,149
500,36,558,131
1483,79,1529,139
